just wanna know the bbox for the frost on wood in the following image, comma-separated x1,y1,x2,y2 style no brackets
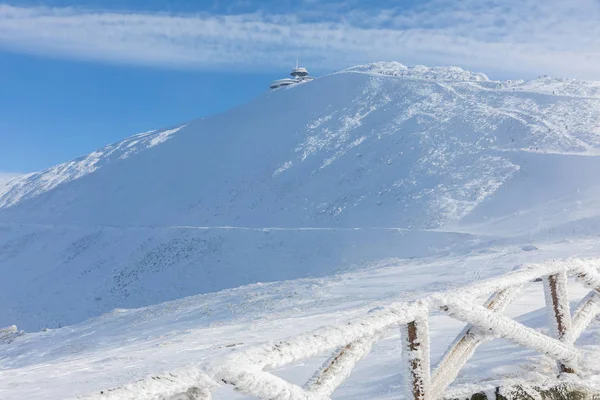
206,302,418,400
543,273,573,341
215,302,418,372
220,368,323,400
543,272,575,373
572,291,600,341
574,265,600,291
458,259,589,300
571,265,600,341
304,335,377,397
402,310,431,400
431,286,522,399
436,295,580,366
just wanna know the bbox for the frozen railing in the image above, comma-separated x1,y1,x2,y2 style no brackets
94,257,600,400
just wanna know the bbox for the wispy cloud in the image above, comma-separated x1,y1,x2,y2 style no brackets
1,1,600,78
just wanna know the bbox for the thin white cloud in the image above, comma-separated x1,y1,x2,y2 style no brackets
1,1,600,78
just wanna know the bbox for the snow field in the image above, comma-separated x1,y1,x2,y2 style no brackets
75,257,600,400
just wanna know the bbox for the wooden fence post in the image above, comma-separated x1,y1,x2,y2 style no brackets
543,272,575,374
402,315,430,400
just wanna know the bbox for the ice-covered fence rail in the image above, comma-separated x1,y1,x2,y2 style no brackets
455,258,597,299
87,257,600,400
219,302,418,369
304,335,379,397
434,295,580,365
207,301,423,399
429,287,523,400
210,257,600,400
571,291,600,340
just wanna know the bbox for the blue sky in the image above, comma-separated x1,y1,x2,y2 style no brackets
0,51,285,173
2,0,600,176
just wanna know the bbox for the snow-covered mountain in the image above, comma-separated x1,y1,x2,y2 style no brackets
3,62,600,332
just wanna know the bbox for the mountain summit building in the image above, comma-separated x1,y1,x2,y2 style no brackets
269,62,315,90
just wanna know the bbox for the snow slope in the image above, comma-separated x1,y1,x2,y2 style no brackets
2,240,600,400
2,62,600,334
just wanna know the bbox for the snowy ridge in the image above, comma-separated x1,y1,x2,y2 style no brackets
346,62,600,99
0,125,186,209
80,257,600,400
345,61,490,82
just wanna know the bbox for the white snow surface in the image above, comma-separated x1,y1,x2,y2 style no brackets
345,61,490,82
0,125,186,209
3,62,600,399
0,173,21,184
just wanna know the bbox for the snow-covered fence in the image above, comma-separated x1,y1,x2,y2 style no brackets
101,258,600,400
